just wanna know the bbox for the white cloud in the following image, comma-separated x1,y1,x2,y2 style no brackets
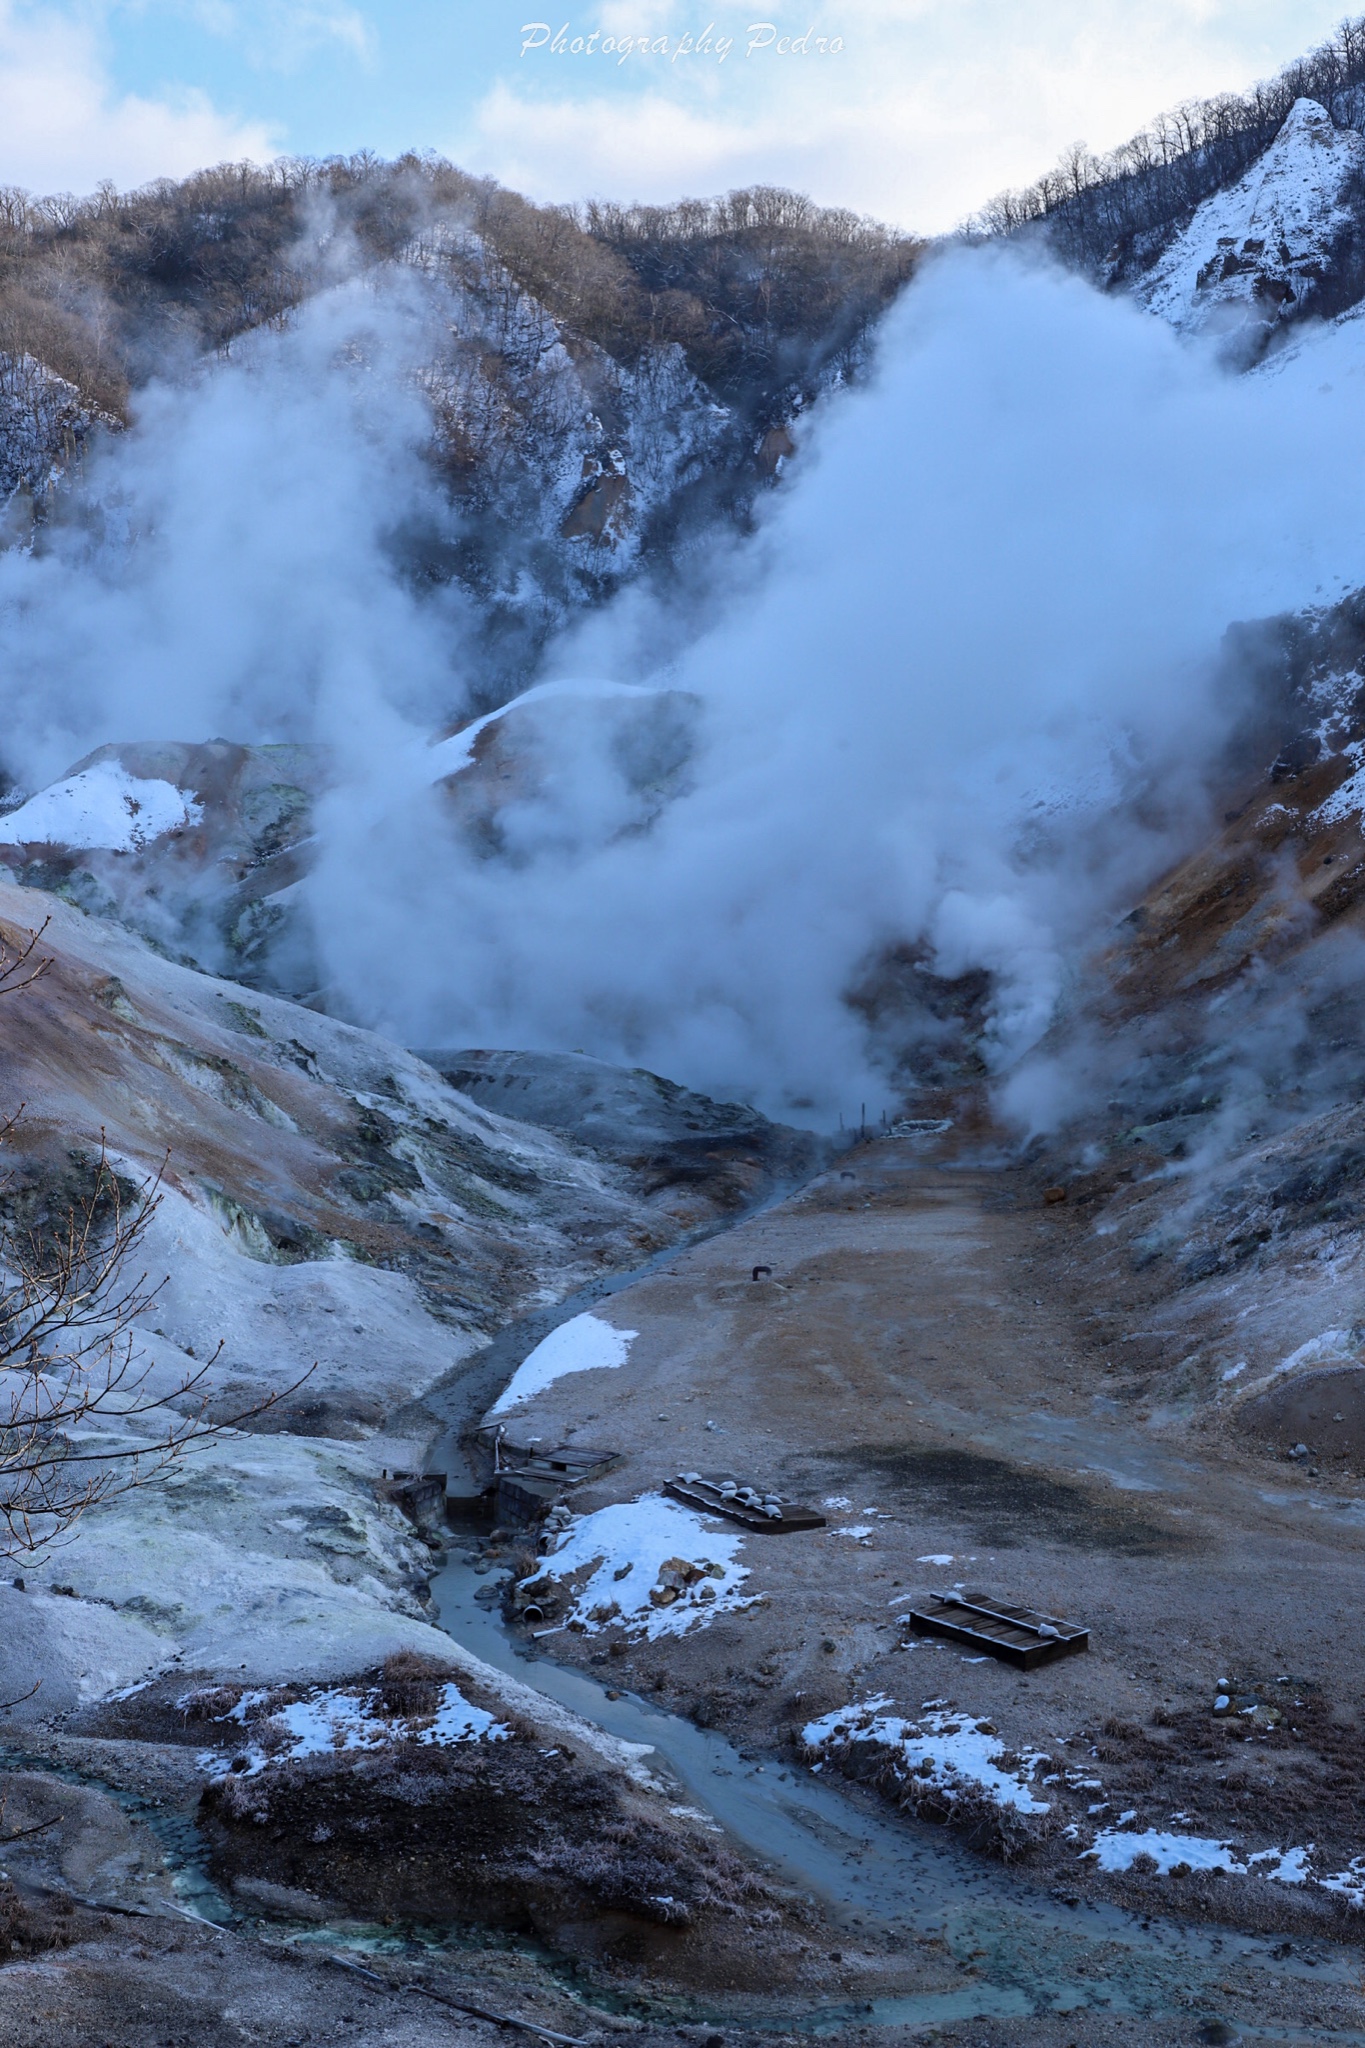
462,0,1346,229
0,1,276,195
170,0,376,71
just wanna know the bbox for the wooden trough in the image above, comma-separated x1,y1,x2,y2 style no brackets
377,1470,448,1527
663,1472,826,1532
908,1593,1088,1669
486,1440,623,1528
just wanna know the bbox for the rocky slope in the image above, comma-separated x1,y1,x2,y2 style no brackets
864,91,1365,1471
0,875,813,1708
1136,96,1365,348
0,166,914,697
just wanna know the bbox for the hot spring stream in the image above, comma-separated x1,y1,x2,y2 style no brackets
422,1225,1365,2039
430,1553,1362,2036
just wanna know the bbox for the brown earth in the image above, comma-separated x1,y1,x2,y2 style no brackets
486,1131,1365,1944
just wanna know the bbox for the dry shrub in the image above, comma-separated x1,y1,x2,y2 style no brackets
0,1878,76,1955
179,1684,246,1722
377,1649,452,1719
801,1729,1053,1864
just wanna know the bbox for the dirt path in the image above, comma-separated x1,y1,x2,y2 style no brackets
498,1134,1365,1939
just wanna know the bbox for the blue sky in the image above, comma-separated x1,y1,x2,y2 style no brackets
0,2,1352,229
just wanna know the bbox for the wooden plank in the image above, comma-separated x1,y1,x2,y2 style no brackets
909,1598,1089,1670
663,1478,826,1532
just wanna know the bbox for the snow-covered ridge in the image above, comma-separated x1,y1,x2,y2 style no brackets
1140,99,1365,338
0,760,202,851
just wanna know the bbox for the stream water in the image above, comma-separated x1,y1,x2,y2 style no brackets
430,1554,1363,2035
417,1165,1365,2033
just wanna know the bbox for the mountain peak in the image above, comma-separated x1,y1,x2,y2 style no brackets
1139,96,1365,341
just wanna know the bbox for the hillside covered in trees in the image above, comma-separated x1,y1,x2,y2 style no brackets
977,10,1365,327
0,158,917,683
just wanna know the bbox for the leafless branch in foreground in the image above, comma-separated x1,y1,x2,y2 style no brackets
0,920,314,1571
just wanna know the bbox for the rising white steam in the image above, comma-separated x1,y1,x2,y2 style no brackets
6,245,1365,1124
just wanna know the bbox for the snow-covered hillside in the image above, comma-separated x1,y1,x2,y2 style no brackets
0,350,110,512
1139,99,1365,342
406,222,730,576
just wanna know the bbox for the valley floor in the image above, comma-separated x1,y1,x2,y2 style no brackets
451,1130,1365,2031
508,1131,1365,1811
6,1131,1365,2042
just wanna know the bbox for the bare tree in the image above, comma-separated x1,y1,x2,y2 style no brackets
0,921,311,1567
0,921,314,1852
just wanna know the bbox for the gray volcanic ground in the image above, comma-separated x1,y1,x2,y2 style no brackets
7,31,1365,2042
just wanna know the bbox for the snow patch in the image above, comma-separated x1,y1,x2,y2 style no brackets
519,1493,751,1639
203,1679,509,1775
1313,761,1365,825
488,1312,637,1416
802,1695,1050,1814
1248,1844,1313,1883
1319,1856,1365,1906
1088,1828,1311,1881
0,761,202,851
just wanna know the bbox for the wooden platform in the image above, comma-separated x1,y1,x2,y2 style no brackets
663,1473,826,1532
908,1594,1089,1669
484,1440,624,1527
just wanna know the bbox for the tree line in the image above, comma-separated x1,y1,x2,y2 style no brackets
0,153,918,444
973,13,1365,285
